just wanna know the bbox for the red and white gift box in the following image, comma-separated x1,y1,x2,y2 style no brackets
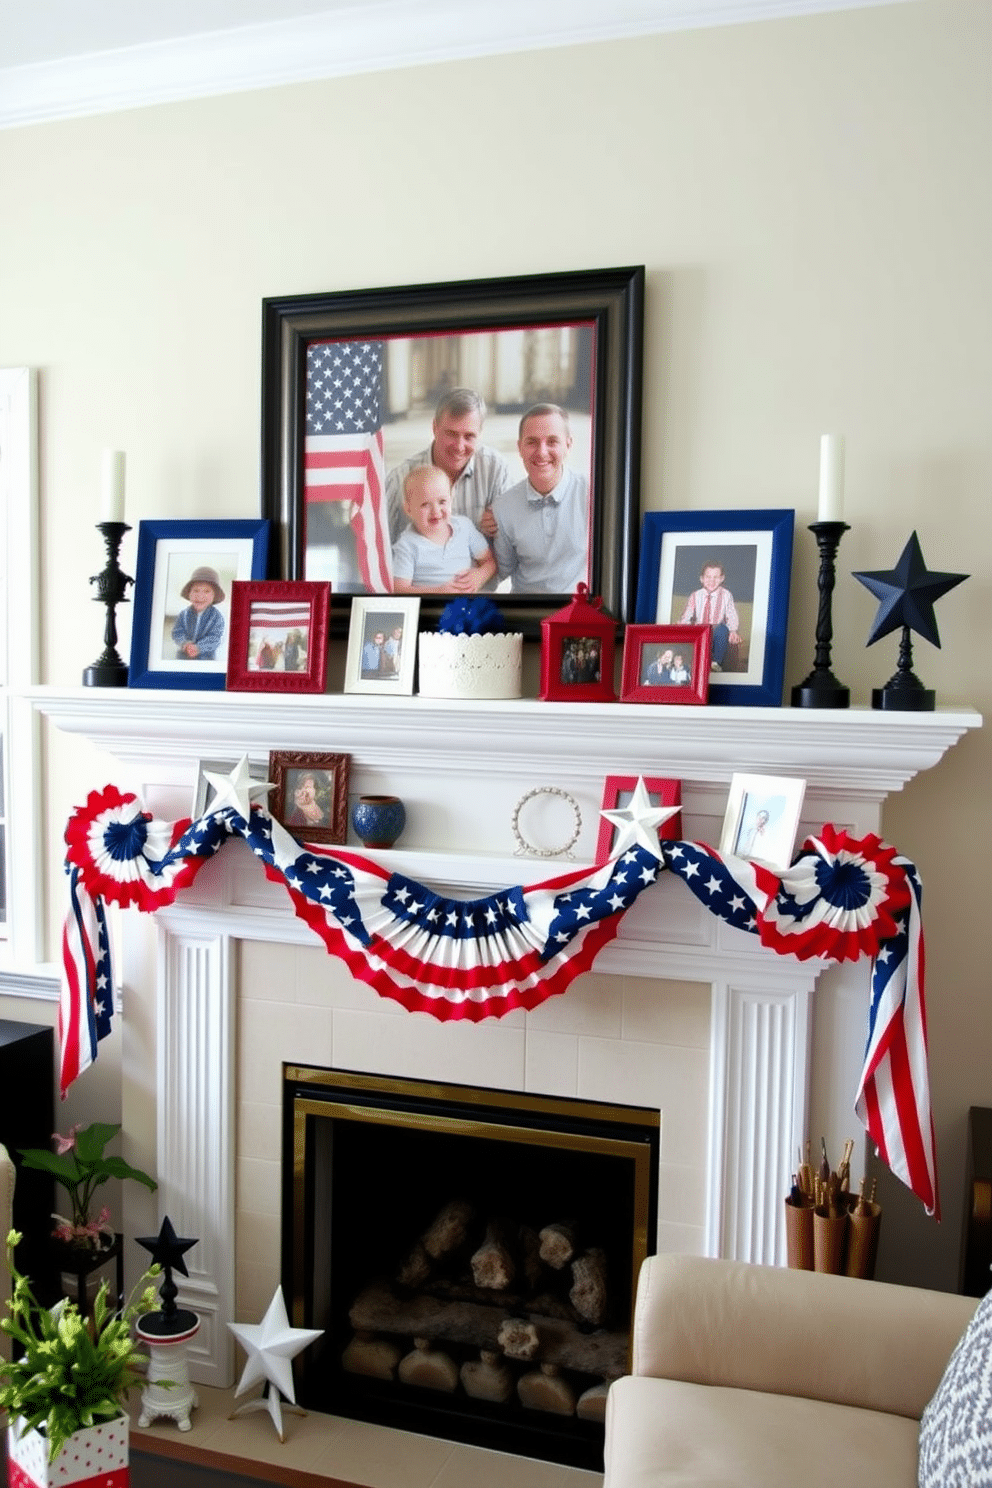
6,1414,129,1488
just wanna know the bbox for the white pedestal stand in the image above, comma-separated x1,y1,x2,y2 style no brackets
136,1312,200,1431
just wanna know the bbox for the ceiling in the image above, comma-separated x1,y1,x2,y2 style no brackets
0,0,916,127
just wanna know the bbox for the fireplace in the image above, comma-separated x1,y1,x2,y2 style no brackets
283,1065,659,1469
33,689,979,1408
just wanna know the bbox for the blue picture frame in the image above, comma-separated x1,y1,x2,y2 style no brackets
635,509,794,707
128,519,270,690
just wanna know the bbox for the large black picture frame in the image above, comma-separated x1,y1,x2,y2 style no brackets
261,266,644,634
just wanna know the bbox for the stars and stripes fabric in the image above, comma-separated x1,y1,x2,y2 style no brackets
305,340,392,592
58,781,937,1214
855,861,938,1217
264,832,663,1018
663,828,936,1214
59,866,114,1099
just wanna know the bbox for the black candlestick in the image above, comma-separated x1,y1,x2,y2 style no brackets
83,521,133,687
791,520,851,708
871,624,935,711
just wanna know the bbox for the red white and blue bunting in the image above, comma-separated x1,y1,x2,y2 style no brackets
59,763,937,1217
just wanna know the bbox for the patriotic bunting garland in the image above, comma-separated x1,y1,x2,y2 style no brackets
58,771,938,1215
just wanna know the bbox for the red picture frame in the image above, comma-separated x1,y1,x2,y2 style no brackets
596,776,683,863
620,624,710,704
226,580,330,693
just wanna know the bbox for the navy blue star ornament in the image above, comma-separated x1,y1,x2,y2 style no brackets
136,1214,199,1335
853,531,967,711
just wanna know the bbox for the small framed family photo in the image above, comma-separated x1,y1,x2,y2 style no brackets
268,750,350,844
719,772,807,871
596,775,682,863
343,596,419,695
128,519,270,690
620,624,710,704
635,509,794,707
225,580,330,693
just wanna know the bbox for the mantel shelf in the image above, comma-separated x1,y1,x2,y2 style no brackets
32,686,981,798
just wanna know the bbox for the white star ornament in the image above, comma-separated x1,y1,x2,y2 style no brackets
228,1285,323,1440
201,754,273,823
599,777,680,859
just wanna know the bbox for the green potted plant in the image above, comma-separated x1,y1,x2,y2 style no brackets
18,1122,157,1255
1,1228,161,1483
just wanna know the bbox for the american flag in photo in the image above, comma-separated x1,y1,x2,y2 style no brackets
305,339,392,592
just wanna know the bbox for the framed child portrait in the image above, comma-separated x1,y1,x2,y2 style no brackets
635,509,794,707
268,750,350,845
719,771,807,871
620,624,710,705
343,596,419,695
225,580,330,693
128,519,270,690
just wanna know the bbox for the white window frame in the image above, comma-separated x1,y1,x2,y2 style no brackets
0,366,48,976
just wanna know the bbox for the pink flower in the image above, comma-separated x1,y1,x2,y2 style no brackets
52,1123,82,1155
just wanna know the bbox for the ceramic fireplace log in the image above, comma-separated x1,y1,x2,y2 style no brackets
349,1279,628,1377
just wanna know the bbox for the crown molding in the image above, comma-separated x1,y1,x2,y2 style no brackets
0,0,912,130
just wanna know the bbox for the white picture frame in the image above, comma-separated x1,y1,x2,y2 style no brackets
719,772,807,870
343,597,420,696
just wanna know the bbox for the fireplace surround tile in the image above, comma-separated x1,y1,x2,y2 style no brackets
524,1030,579,1095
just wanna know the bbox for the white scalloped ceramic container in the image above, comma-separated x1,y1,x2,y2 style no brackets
418,632,523,700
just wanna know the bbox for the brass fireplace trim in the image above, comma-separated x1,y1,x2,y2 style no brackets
285,1063,659,1130
287,1070,658,1335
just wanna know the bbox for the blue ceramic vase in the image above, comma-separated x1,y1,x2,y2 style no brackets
352,794,406,849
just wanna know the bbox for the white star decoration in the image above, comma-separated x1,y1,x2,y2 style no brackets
202,755,273,822
599,777,680,859
228,1286,323,1441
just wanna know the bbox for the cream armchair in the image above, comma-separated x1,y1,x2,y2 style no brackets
0,1143,14,1361
604,1253,979,1488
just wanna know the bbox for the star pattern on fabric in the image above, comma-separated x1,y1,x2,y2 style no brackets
229,1287,323,1440
662,842,761,934
202,755,273,823
599,776,681,859
853,531,967,647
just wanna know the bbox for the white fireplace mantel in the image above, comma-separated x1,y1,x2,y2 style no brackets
33,688,981,1385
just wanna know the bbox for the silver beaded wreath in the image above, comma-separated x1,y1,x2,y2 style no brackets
511,786,582,859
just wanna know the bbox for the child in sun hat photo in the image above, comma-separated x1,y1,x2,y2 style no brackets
171,565,226,660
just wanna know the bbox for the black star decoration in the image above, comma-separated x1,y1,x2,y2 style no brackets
136,1214,198,1279
853,531,967,648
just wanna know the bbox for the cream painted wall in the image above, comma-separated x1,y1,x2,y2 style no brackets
1,0,989,1290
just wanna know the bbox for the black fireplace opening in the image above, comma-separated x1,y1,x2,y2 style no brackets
282,1066,659,1471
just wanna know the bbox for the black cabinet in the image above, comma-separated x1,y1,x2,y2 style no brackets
0,1019,56,1291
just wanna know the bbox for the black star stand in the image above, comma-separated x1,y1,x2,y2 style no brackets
136,1218,200,1431
871,625,935,711
83,521,133,687
792,521,851,708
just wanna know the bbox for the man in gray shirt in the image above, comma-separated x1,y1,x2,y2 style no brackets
385,387,511,543
492,404,590,594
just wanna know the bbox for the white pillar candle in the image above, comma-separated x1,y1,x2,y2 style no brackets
817,434,845,522
101,449,126,524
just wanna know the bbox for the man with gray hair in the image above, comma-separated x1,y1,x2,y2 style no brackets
492,403,590,594
385,387,511,543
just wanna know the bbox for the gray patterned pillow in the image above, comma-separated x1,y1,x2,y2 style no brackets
918,1287,992,1486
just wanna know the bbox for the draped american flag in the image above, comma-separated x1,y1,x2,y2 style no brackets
855,862,938,1216
305,340,392,591
59,865,114,1098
